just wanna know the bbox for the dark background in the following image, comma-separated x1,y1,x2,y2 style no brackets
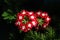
0,0,60,40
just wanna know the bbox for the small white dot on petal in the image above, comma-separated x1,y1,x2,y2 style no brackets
28,24,31,27
30,16,34,19
29,12,33,15
43,25,46,28
42,13,45,16
17,21,20,25
37,12,41,15
22,26,25,29
47,17,50,21
22,11,26,14
28,28,30,30
32,21,36,26
19,16,22,19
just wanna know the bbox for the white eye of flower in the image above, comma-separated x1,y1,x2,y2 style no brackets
43,25,46,28
30,16,34,19
32,21,36,25
37,12,41,15
28,24,31,27
42,13,45,16
29,12,33,15
22,11,26,14
19,16,22,19
46,17,50,21
22,26,25,29
28,28,30,30
17,21,20,25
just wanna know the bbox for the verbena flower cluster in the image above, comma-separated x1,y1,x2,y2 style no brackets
15,10,51,32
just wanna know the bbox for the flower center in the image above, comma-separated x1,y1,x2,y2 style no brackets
22,16,29,24
37,17,44,26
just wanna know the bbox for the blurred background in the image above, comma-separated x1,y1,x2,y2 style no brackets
0,0,60,40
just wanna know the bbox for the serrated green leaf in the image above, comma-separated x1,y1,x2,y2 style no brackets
8,16,15,20
45,27,55,39
40,34,46,40
2,11,16,21
2,12,9,17
3,16,9,20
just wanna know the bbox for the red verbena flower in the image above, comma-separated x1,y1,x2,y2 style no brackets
15,10,51,32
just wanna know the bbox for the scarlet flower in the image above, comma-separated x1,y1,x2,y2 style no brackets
40,12,48,18
15,10,51,32
20,24,26,31
35,11,42,17
26,22,33,29
42,23,49,28
29,15,37,21
27,11,34,16
18,24,28,32
17,14,24,21
23,29,28,32
21,10,26,15
31,20,38,27
44,16,51,22
15,20,22,26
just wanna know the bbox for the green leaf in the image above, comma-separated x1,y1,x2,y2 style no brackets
24,27,55,40
2,12,9,17
45,27,55,39
2,11,16,23
2,11,16,20
8,16,16,20
40,34,46,40
3,16,9,20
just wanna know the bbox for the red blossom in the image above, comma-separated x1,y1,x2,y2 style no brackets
31,20,38,27
29,15,37,21
27,11,34,16
22,10,26,14
35,11,42,17
42,23,49,28
44,16,51,22
18,14,24,21
40,12,48,18
15,10,51,32
26,22,33,29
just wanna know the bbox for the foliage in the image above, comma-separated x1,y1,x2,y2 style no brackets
24,27,55,40
2,9,56,40
2,9,16,23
